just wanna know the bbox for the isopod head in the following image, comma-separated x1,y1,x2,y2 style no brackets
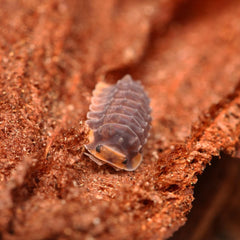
85,126,143,171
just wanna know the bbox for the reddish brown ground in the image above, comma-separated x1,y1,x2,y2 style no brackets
0,0,240,239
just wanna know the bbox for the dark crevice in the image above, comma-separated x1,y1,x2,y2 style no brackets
10,163,47,205
170,153,240,240
172,0,239,24
139,198,154,207
6,160,48,234
166,184,180,192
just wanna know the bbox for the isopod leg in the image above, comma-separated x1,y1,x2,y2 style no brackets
84,152,104,166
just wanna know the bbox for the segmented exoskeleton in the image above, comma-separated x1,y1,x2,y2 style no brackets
85,75,151,171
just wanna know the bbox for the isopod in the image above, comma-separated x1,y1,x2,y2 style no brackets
84,75,151,171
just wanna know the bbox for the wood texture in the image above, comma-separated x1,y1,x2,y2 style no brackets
0,0,240,239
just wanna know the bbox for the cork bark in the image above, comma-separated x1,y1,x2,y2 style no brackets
0,0,240,239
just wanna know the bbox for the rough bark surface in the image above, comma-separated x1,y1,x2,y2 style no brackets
0,0,240,239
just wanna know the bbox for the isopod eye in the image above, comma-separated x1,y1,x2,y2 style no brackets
122,159,128,165
96,145,102,153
